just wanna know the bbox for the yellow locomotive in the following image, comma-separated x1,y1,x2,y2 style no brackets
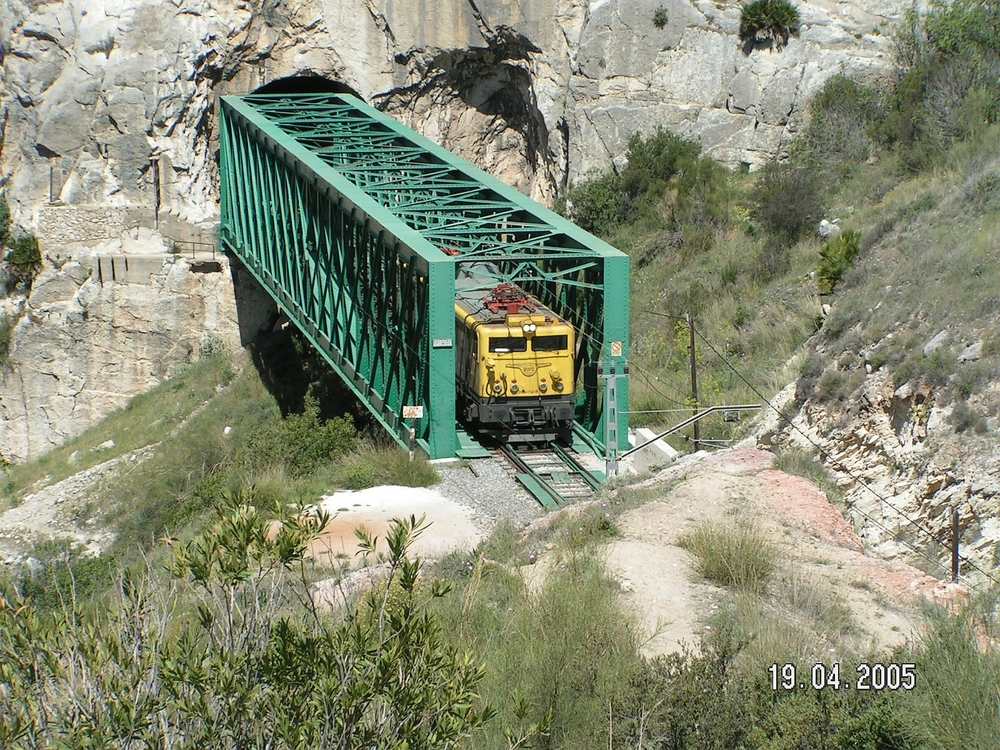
455,272,576,443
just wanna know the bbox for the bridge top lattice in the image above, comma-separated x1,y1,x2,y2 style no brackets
225,93,625,266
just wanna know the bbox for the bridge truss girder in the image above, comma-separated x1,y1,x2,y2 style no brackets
219,93,629,459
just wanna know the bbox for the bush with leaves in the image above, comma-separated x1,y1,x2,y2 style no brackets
739,0,801,48
0,493,493,748
751,161,823,244
795,75,884,176
817,230,861,294
883,0,1000,170
653,6,668,29
565,128,730,245
0,198,10,248
242,394,356,475
6,234,42,289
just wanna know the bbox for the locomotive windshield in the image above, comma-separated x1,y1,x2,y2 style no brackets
489,337,527,353
531,335,568,351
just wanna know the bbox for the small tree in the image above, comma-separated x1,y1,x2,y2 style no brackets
817,230,861,294
653,6,669,29
6,235,41,290
740,0,801,49
751,162,823,244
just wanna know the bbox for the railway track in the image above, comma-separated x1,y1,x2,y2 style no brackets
498,442,602,509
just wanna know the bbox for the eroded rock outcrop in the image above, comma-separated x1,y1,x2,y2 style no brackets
760,371,1000,579
2,0,909,224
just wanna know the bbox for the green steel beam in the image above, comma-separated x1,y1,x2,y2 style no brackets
219,92,629,459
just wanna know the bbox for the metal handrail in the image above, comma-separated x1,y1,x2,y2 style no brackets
620,403,762,459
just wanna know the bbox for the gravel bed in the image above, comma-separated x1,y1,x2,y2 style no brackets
435,458,543,531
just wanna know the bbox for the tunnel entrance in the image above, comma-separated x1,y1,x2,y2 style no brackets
253,74,362,98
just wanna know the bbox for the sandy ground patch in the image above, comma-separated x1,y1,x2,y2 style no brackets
310,485,484,563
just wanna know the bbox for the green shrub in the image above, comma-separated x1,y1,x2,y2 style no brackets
564,171,626,236
0,314,11,368
564,128,707,235
818,230,862,294
243,395,356,475
949,401,988,434
796,75,883,174
653,5,668,29
0,505,493,747
431,540,638,748
0,198,10,248
882,1,1000,171
678,520,776,593
752,162,823,244
739,0,801,48
6,234,41,289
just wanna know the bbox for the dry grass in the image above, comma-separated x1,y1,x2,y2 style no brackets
678,519,776,593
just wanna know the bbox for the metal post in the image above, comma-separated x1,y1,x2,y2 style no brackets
603,361,620,478
49,163,55,204
687,313,701,451
951,506,960,582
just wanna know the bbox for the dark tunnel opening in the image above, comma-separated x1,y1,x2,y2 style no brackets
252,74,362,99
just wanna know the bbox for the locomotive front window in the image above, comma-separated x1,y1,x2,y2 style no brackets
489,337,527,353
531,335,568,351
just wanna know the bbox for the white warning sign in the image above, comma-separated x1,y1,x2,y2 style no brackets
402,405,424,419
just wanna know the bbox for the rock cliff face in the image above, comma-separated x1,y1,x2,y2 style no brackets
0,252,273,462
2,0,907,222
0,0,908,460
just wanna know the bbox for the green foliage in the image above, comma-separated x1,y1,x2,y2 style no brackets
678,520,776,593
883,0,1000,171
0,314,11,369
561,170,626,237
752,162,823,244
243,394,356,475
818,230,862,294
0,500,492,748
653,5,669,29
430,527,638,749
0,198,10,248
795,75,884,176
564,128,716,237
740,0,801,48
6,234,42,289
949,401,989,434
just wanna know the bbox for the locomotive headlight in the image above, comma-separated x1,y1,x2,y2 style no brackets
539,381,548,392
522,322,537,334
510,383,520,394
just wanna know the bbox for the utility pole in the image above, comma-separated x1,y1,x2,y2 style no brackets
687,313,700,451
951,506,960,582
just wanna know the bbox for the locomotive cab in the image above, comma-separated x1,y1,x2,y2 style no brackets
455,278,576,444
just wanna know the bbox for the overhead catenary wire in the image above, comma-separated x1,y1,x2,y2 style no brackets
639,307,1000,589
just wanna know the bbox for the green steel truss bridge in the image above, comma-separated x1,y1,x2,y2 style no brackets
219,93,629,459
